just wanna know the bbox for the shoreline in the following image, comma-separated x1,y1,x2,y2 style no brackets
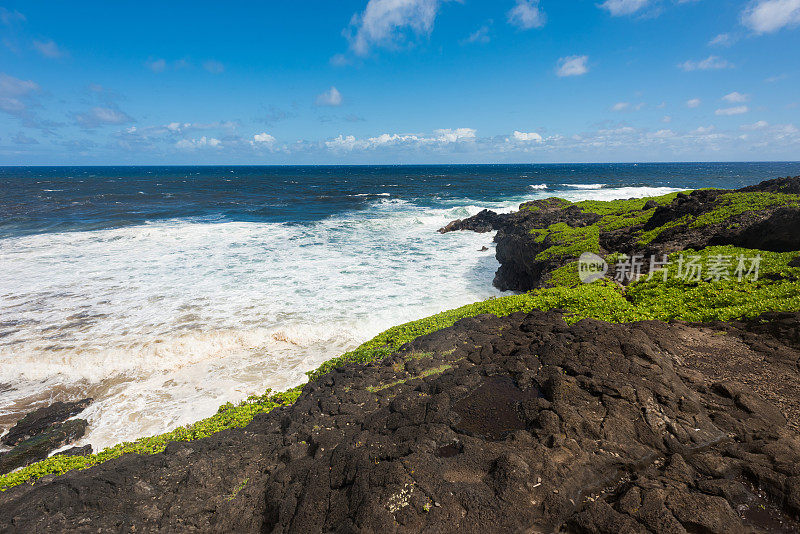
2,174,800,532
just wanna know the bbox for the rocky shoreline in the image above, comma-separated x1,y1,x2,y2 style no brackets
0,399,93,476
1,177,800,532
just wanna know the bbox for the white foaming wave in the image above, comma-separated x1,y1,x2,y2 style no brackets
561,183,606,189
0,201,503,447
557,186,682,201
529,184,548,190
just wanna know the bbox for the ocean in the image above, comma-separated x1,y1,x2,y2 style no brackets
1,162,799,450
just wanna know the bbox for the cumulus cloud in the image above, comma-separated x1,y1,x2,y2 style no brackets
33,39,67,58
686,98,701,108
203,60,225,74
556,55,589,77
599,0,649,16
612,102,630,111
678,55,733,71
164,121,237,134
722,91,749,103
315,86,343,107
345,0,443,56
75,106,134,128
175,136,222,150
435,127,476,143
716,105,749,115
252,132,276,144
511,130,543,142
507,0,546,29
741,0,800,34
325,127,476,151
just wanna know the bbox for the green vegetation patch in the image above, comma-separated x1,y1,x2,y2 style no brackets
574,192,680,217
532,223,601,261
637,215,694,245
0,388,300,491
521,197,572,212
690,192,800,228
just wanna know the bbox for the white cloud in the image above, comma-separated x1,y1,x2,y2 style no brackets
708,33,734,46
315,86,343,107
0,73,38,98
511,130,543,142
252,132,276,144
75,107,133,128
599,0,649,16
765,73,788,83
741,120,769,130
687,98,702,108
0,8,25,25
146,58,167,73
741,0,800,33
203,60,224,74
33,39,67,58
463,24,491,44
434,127,476,143
326,135,362,151
716,105,749,115
325,127,475,151
662,115,672,123
345,0,443,56
507,0,546,29
678,55,733,71
612,102,630,111
556,55,589,77
722,91,749,103
175,136,222,150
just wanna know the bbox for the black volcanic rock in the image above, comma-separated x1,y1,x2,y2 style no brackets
441,176,800,291
740,175,800,195
1,398,92,447
2,312,800,533
55,444,93,457
0,419,88,475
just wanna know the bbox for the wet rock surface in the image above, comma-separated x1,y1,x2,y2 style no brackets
0,398,92,476
2,311,800,533
0,419,88,476
1,398,92,447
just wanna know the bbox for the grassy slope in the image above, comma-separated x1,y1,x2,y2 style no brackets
3,191,800,491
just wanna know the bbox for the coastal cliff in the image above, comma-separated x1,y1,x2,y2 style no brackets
2,177,800,533
440,176,800,291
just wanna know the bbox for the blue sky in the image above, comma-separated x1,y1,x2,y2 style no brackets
1,0,799,164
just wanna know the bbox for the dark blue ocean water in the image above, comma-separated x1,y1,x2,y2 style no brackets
2,162,799,238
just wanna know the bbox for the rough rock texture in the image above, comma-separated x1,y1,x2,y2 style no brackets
1,398,92,447
0,419,88,476
2,311,800,533
440,176,800,291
